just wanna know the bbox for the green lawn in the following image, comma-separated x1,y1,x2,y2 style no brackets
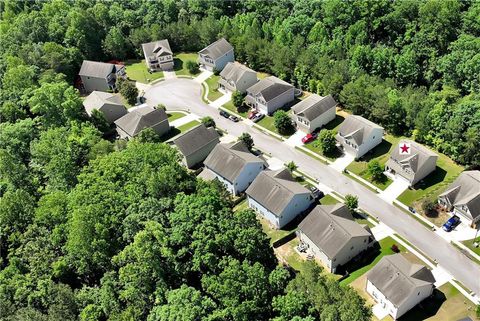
319,194,340,205
256,115,276,132
340,237,405,285
173,52,200,77
167,112,186,122
205,75,223,102
177,120,200,133
125,59,163,83
461,237,480,256
223,100,249,118
397,151,464,207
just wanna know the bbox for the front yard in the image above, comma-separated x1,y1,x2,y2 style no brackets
205,75,222,101
167,112,186,122
461,237,480,256
125,59,163,83
173,53,201,77
222,100,249,118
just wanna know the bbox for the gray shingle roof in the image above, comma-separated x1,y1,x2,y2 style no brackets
246,76,293,102
298,204,372,259
219,61,256,84
83,91,124,115
440,170,480,220
246,168,312,216
198,38,234,61
292,94,337,121
204,141,266,183
367,254,435,307
337,115,383,146
114,106,168,137
142,39,172,60
173,124,220,157
387,140,438,174
79,60,116,78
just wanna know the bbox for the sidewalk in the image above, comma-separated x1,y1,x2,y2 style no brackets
193,70,213,83
329,153,354,172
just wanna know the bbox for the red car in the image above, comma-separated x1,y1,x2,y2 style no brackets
248,110,258,119
301,133,317,144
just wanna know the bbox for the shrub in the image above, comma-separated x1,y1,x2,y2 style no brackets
421,198,437,217
345,194,359,212
117,78,138,105
367,159,385,182
232,90,246,109
185,60,199,74
201,116,215,128
286,161,297,172
273,110,294,135
318,129,336,155
238,133,254,150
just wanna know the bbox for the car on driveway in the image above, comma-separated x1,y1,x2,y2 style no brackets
442,215,460,232
301,132,318,144
248,110,258,119
229,115,239,122
251,113,264,123
220,110,230,118
309,186,324,200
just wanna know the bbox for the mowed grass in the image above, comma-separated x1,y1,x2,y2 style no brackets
205,75,223,101
397,151,464,206
167,112,186,122
125,59,163,83
319,194,340,205
462,237,480,256
222,100,249,118
173,52,200,77
177,120,200,133
302,114,345,160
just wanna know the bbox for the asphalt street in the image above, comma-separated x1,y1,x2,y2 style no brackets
144,78,480,295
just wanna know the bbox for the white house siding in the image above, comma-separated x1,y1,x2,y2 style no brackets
233,162,265,195
332,237,371,271
296,107,336,133
265,88,295,115
116,127,130,140
412,157,436,186
339,127,383,159
298,232,333,271
453,207,475,226
80,75,111,93
366,280,399,318
213,50,235,72
248,196,280,228
183,140,219,169
278,193,313,228
208,171,235,194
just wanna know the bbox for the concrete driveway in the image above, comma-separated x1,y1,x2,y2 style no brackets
378,178,410,204
143,78,480,296
329,153,354,172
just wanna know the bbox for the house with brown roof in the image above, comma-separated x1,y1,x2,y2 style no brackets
245,76,295,115
173,124,220,169
218,62,258,93
201,141,266,195
336,115,384,159
366,254,435,320
79,60,126,93
297,204,374,272
438,170,480,227
292,94,337,133
142,39,174,71
83,91,127,123
198,38,234,72
246,168,314,229
114,106,169,139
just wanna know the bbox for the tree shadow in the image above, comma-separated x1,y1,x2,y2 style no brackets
411,167,448,191
324,115,345,131
160,127,181,142
335,242,381,276
398,289,446,321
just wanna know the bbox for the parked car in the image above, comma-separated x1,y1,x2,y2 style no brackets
442,215,460,232
309,186,323,200
229,115,239,122
252,113,264,123
248,110,258,119
220,110,230,118
301,132,318,144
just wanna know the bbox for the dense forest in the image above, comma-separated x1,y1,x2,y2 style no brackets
0,0,478,320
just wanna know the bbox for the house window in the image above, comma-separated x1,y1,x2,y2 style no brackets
350,246,354,250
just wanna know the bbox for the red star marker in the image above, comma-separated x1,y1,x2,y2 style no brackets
400,143,410,154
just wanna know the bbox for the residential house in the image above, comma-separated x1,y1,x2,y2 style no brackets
79,60,126,93
83,91,127,123
202,141,266,195
336,115,384,159
218,62,258,94
198,38,234,72
114,106,169,139
291,94,337,133
385,140,438,186
366,254,435,320
142,39,174,71
297,204,374,272
245,76,295,115
173,124,220,169
246,168,314,229
438,170,480,227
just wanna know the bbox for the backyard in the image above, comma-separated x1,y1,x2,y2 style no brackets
173,53,200,77
125,59,163,83
205,75,222,101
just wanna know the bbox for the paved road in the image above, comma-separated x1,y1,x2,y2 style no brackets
144,78,480,295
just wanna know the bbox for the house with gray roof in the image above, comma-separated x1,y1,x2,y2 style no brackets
366,253,435,320
79,60,126,93
198,38,234,72
245,76,295,115
292,94,337,133
142,39,174,71
218,62,258,94
173,124,220,169
246,168,314,229
297,204,374,272
83,91,127,123
385,140,438,186
202,141,266,195
114,106,169,139
438,170,480,227
336,115,384,159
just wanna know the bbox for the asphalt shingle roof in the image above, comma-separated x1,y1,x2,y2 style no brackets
337,115,383,146
387,140,438,174
79,60,117,78
439,170,480,221
173,124,220,157
246,76,293,102
114,106,168,137
292,94,337,121
142,39,173,60
199,38,234,61
83,91,124,115
219,61,256,84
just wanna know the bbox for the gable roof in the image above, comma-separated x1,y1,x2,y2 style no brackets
220,61,256,84
142,39,172,60
246,168,312,216
114,106,168,137
83,91,124,116
204,141,266,182
367,253,435,307
292,94,337,121
388,140,438,174
79,60,117,79
338,115,383,146
298,204,372,259
439,170,480,220
173,124,220,157
246,76,293,102
198,38,234,61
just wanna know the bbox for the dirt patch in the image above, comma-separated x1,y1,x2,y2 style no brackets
414,202,450,227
